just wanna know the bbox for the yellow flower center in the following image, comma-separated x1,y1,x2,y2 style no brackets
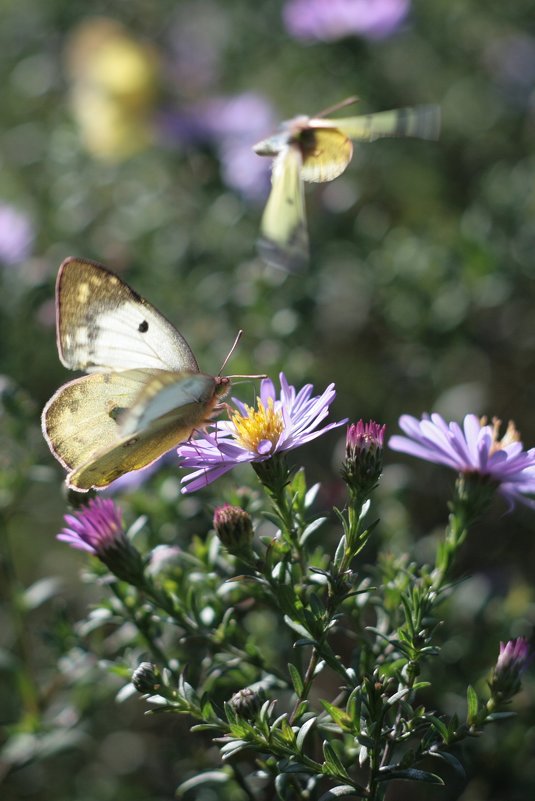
481,416,521,454
231,397,284,454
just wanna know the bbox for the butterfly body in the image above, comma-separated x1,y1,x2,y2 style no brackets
253,100,440,271
42,258,229,491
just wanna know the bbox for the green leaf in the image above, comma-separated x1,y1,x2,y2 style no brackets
318,785,365,800
377,767,444,785
427,750,466,779
296,716,316,752
428,715,449,742
176,770,229,796
284,615,312,639
288,663,304,696
466,685,479,724
322,741,350,779
320,701,352,731
299,517,326,546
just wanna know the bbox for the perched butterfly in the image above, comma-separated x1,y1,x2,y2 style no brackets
42,258,234,491
253,97,441,271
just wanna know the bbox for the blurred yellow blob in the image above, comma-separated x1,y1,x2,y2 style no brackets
64,18,159,160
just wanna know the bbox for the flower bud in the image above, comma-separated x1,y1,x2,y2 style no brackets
342,420,385,496
132,661,161,694
229,686,264,718
490,637,530,701
213,504,254,554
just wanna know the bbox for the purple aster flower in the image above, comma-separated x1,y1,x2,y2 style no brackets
58,498,144,584
490,637,531,700
283,0,410,43
0,203,34,266
389,413,535,509
178,373,347,493
159,92,275,201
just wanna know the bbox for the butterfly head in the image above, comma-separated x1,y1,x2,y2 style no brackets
215,375,231,399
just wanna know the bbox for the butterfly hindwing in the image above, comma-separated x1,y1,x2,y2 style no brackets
56,257,200,373
257,145,309,272
42,370,219,490
299,125,353,183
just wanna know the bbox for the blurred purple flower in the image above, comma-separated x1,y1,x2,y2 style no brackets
283,0,410,42
0,204,34,266
389,413,535,509
159,92,275,200
178,373,346,493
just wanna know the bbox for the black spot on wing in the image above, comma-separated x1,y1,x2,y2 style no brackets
138,320,149,333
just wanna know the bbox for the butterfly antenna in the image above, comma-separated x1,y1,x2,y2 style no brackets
315,95,360,119
219,330,243,376
219,330,267,380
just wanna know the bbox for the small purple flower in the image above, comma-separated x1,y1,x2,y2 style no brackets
58,498,144,584
491,637,531,699
0,203,34,266
389,413,535,509
178,373,347,493
283,0,410,43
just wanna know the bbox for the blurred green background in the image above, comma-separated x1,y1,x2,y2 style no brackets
1,0,534,799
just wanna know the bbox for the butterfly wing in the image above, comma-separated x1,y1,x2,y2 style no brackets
326,105,441,143
298,124,353,184
42,370,220,490
257,144,309,272
56,257,199,373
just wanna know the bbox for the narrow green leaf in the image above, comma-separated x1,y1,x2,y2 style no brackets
318,785,365,800
299,517,326,546
428,750,466,779
322,741,350,779
428,715,449,742
466,685,479,724
296,716,317,752
176,771,229,796
288,663,304,697
377,767,444,785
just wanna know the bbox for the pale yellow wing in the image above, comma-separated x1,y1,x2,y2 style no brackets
323,104,441,143
42,370,219,490
257,145,309,272
298,125,353,183
56,257,199,373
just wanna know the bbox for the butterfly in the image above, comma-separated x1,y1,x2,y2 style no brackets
253,97,441,272
42,258,232,491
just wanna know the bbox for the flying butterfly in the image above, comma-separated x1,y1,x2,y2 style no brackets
42,258,245,491
253,97,441,272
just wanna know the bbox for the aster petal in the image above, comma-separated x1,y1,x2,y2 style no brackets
260,377,277,405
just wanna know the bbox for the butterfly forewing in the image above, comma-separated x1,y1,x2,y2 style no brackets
119,372,218,436
257,145,309,272
56,258,199,373
330,105,441,143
